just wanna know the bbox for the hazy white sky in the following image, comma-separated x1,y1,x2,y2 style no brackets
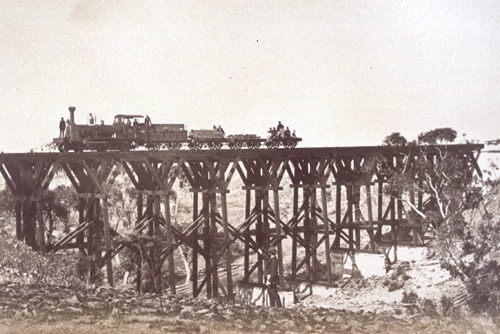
0,0,498,152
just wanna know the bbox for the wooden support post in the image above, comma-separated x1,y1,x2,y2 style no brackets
311,188,319,280
321,186,332,284
262,190,271,283
291,186,298,279
77,198,85,253
390,198,397,262
36,198,46,253
256,190,264,283
164,194,176,294
335,183,341,248
153,196,162,292
136,193,143,294
192,192,199,297
220,191,233,301
303,188,311,279
102,197,114,286
94,199,103,285
23,200,37,249
209,194,218,298
244,189,251,281
354,185,361,250
375,179,383,241
347,185,354,250
88,199,98,284
203,193,212,299
366,184,375,251
272,188,284,286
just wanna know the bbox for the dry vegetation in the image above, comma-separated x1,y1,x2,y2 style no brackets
0,221,498,333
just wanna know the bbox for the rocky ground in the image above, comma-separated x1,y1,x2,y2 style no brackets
0,226,498,333
0,281,497,334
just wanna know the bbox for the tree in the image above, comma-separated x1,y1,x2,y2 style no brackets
0,185,77,237
418,127,457,144
379,128,500,315
0,188,16,221
382,132,408,146
44,185,79,233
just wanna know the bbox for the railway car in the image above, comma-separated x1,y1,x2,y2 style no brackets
188,129,226,150
53,107,301,152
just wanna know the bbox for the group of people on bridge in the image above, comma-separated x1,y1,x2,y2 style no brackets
213,125,225,134
268,121,296,141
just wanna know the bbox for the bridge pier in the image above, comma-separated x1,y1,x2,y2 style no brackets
181,158,236,301
286,158,333,284
121,157,180,294
57,159,116,286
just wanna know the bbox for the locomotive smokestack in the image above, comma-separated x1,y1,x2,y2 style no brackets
68,106,75,124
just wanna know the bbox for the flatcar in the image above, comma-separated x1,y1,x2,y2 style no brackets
53,107,301,152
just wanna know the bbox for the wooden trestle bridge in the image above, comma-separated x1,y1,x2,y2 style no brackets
0,144,483,300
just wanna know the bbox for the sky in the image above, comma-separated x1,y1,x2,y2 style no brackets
0,0,499,152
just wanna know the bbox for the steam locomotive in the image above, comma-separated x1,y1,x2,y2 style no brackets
53,107,301,152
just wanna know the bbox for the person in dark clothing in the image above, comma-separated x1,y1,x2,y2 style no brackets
133,118,139,138
59,117,66,138
276,121,284,131
258,246,282,307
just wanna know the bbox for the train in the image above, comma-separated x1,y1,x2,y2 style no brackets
53,107,301,152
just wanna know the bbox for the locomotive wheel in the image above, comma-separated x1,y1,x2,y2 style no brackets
167,142,178,150
72,144,83,152
189,142,202,150
147,143,158,151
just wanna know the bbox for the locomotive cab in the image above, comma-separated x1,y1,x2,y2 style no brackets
113,114,145,139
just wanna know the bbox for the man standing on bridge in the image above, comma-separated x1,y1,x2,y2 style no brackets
59,117,66,138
